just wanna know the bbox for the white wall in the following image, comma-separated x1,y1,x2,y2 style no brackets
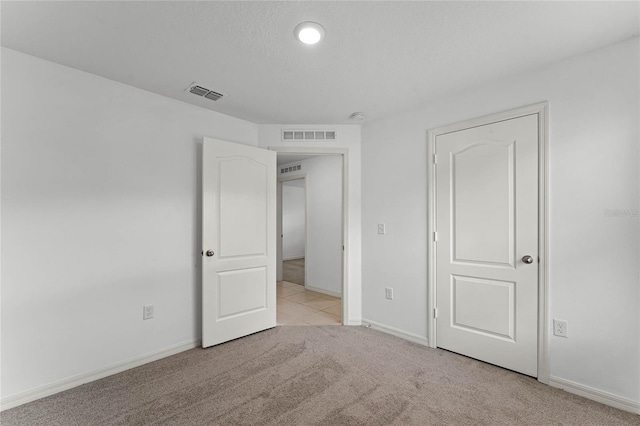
304,156,343,296
1,48,258,400
258,125,362,324
361,38,640,405
282,180,305,260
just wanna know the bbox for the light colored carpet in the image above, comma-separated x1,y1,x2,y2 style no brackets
2,326,638,425
283,258,305,285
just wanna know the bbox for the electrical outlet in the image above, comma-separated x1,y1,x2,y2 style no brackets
143,305,154,320
385,287,393,300
553,319,567,337
378,224,386,235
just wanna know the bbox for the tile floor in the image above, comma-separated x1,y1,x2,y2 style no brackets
277,281,342,325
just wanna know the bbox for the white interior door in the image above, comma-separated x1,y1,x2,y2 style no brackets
202,137,276,348
435,114,539,376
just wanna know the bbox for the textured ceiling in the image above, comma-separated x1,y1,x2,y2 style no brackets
2,1,638,124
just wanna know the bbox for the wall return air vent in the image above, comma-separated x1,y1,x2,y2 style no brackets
280,164,302,175
185,82,224,101
281,130,336,141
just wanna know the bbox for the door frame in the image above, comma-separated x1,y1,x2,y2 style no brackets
269,146,349,325
279,175,308,287
426,102,549,384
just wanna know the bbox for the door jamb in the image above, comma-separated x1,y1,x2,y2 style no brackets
269,147,349,325
426,102,549,384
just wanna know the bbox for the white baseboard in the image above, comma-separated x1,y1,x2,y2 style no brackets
1,338,201,411
283,256,304,261
362,318,430,347
305,284,341,298
359,321,639,416
549,376,640,415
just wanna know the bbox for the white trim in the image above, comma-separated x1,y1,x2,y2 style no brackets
0,339,200,411
270,147,349,325
549,376,640,415
362,319,430,347
537,103,550,384
305,284,341,298
426,102,550,383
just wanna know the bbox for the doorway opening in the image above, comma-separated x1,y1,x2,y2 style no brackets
282,178,306,285
275,152,344,326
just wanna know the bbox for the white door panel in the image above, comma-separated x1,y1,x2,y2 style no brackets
451,275,515,340
217,267,267,318
436,114,538,376
202,138,276,348
219,158,268,258
452,141,515,266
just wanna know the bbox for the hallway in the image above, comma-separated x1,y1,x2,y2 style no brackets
276,280,341,326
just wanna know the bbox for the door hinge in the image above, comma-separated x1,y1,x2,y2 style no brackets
342,245,345,251
433,308,438,318
433,231,438,242
433,154,438,164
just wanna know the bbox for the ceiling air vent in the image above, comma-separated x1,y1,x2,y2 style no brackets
186,82,224,101
281,130,337,141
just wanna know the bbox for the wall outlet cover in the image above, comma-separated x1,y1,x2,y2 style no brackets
553,319,568,337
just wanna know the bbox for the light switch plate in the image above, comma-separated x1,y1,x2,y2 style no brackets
143,305,154,320
385,287,393,300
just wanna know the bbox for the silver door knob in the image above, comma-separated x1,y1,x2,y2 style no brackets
206,250,215,257
522,255,534,264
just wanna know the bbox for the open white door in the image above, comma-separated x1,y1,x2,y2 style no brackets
202,137,276,348
435,114,539,376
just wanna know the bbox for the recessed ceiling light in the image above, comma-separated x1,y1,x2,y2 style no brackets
294,21,325,45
